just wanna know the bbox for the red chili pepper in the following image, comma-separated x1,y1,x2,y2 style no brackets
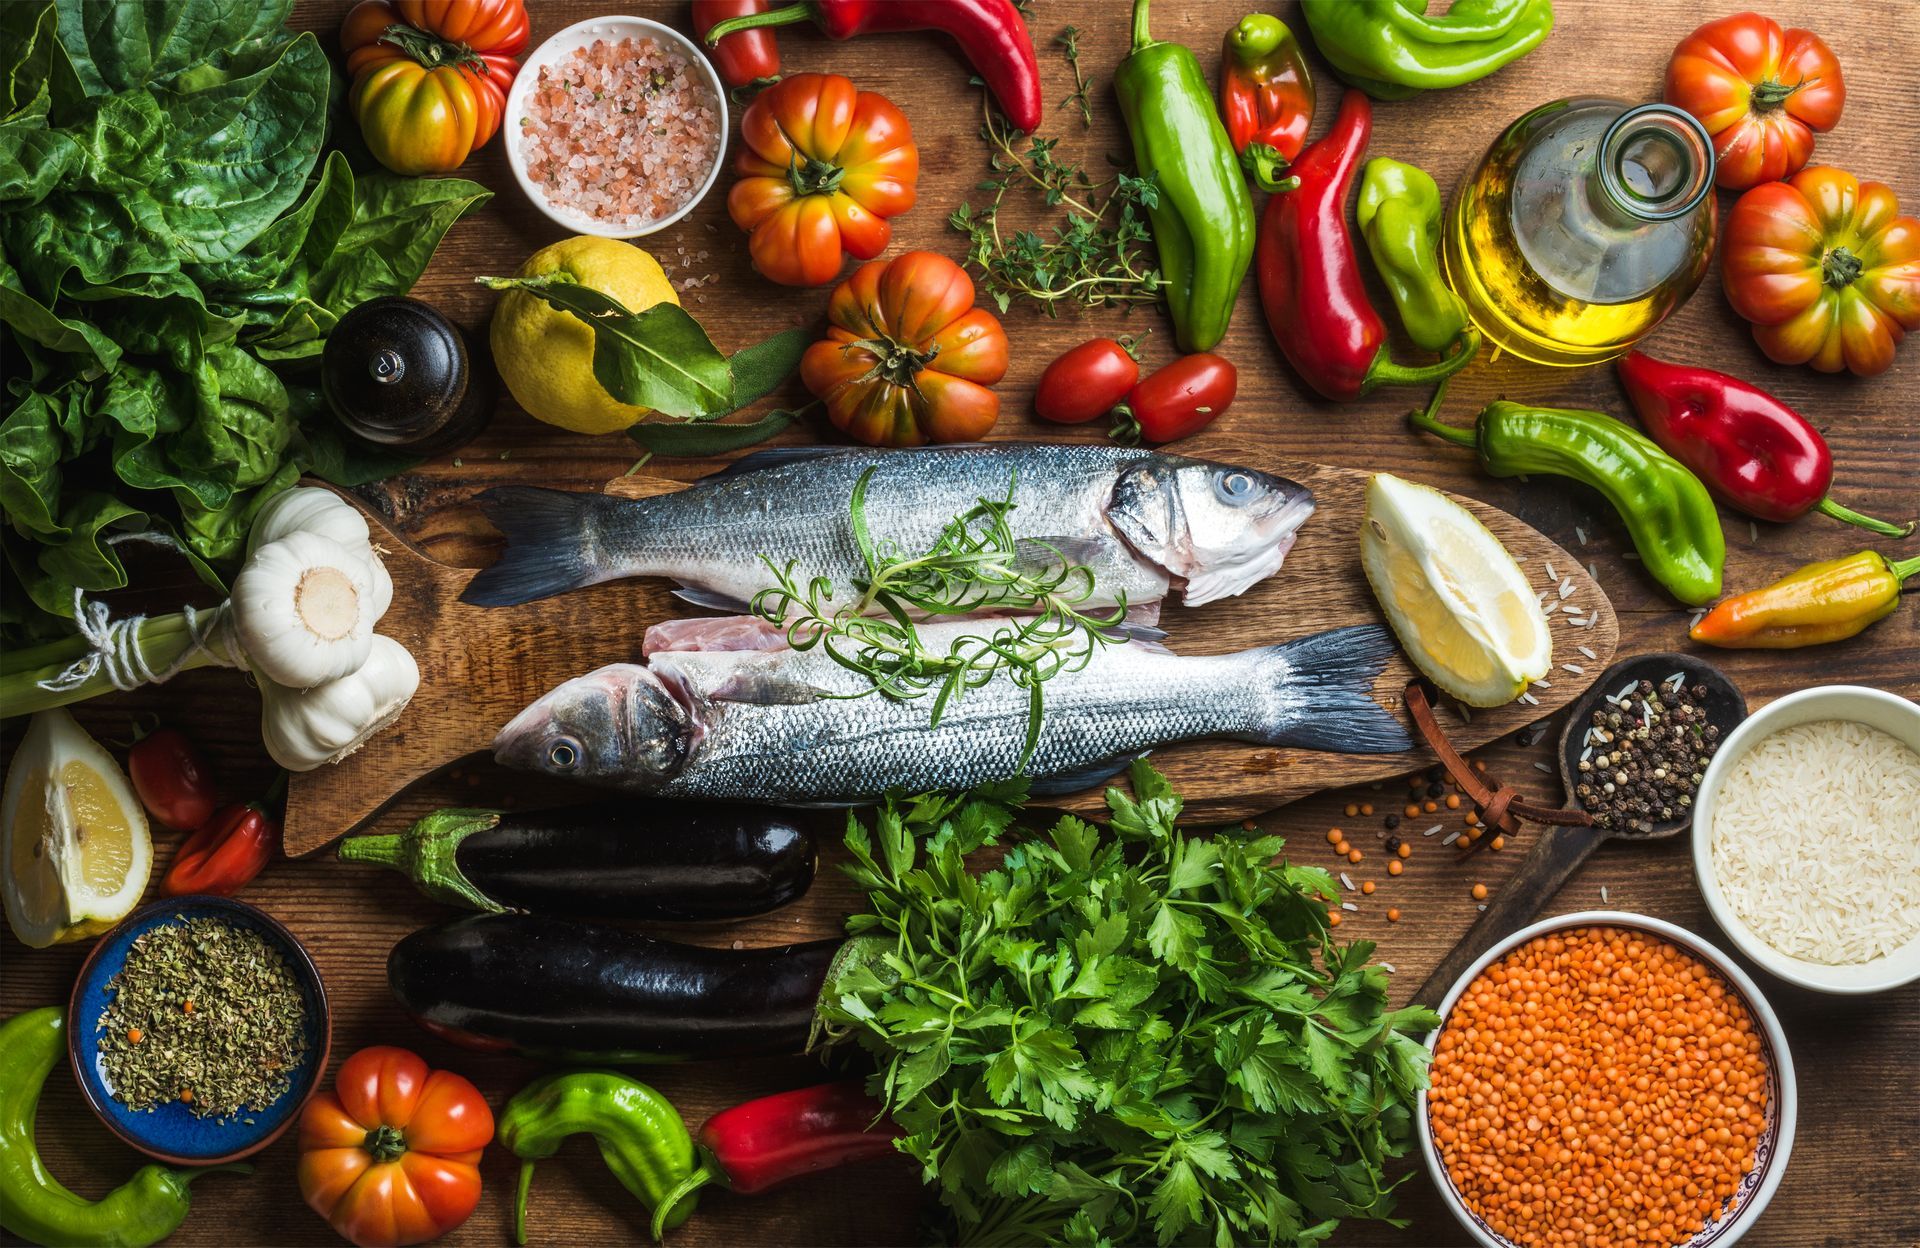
701,1,1043,133
650,1080,902,1237
1112,353,1237,444
691,0,781,90
161,801,280,897
1255,90,1476,402
1617,350,1914,536
1034,339,1141,425
1220,13,1312,193
126,728,217,832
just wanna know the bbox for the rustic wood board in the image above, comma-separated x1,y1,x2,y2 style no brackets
282,455,1618,855
5,2,1917,1247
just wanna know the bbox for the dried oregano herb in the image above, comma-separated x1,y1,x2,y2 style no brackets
96,916,308,1122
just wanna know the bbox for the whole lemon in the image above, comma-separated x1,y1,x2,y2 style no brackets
491,236,680,434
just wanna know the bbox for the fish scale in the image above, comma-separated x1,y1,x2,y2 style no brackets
496,619,1414,803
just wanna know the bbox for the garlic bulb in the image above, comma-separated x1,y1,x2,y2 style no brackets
250,487,393,620
259,635,420,770
232,531,378,689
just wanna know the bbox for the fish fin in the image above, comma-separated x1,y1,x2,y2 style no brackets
462,488,618,606
707,672,830,705
1251,624,1412,754
672,586,756,613
701,446,859,480
1012,534,1129,571
1029,750,1153,797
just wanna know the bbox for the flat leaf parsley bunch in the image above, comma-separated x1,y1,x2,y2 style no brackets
815,764,1439,1247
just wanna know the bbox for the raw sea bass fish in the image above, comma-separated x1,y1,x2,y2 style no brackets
462,444,1315,611
493,618,1411,804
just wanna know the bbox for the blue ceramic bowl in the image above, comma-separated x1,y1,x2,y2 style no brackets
67,895,331,1165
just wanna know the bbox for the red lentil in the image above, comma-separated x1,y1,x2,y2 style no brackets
1387,860,1403,877
1385,908,1400,922
1471,883,1488,900
1428,926,1769,1248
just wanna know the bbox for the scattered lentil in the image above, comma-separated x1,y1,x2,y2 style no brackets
1471,883,1488,900
1387,859,1403,876
1361,880,1376,895
1385,908,1400,922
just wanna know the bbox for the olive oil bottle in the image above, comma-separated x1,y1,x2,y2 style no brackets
1444,99,1716,367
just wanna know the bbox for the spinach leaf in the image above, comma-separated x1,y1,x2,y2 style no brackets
147,31,329,261
56,0,295,96
0,258,119,370
308,172,491,315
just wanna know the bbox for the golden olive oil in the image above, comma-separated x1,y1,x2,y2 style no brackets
1444,98,1716,367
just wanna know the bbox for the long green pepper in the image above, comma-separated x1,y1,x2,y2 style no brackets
1412,383,1726,605
1114,0,1255,353
1356,157,1472,353
1302,0,1556,99
496,1071,698,1245
0,1008,243,1248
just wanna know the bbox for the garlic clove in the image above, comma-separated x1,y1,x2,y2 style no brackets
248,487,375,559
259,634,420,771
367,552,394,623
233,531,377,689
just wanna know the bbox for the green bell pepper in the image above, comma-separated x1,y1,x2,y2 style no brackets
0,1008,245,1248
1411,383,1726,605
1356,157,1472,353
1114,0,1256,352
1302,0,1555,98
497,1071,698,1245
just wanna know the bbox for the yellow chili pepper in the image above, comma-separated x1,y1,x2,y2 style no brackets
1690,551,1920,648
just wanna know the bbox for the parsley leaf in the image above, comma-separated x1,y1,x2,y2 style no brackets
815,763,1431,1246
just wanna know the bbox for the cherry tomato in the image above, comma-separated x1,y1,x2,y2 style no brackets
126,729,217,832
1034,339,1140,424
1114,354,1237,445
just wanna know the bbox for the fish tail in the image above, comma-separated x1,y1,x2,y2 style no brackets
461,487,620,606
1252,624,1411,754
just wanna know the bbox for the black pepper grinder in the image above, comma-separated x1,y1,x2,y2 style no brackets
322,296,494,457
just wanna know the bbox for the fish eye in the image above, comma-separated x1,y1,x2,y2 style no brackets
547,737,581,770
1214,471,1257,505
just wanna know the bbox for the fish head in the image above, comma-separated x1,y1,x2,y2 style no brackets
493,663,693,787
1108,456,1316,606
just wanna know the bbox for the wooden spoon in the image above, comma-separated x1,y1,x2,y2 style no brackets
1411,653,1746,1008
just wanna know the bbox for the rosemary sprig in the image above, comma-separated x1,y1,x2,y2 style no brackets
750,469,1130,763
1056,25,1094,127
948,68,1164,315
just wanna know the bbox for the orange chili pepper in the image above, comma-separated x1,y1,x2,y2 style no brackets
1691,550,1919,648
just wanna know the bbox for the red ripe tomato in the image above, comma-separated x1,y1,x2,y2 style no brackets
729,73,918,287
801,251,1007,446
1664,12,1844,190
340,0,526,171
1034,339,1140,424
298,1047,492,1248
1115,354,1237,445
126,729,217,832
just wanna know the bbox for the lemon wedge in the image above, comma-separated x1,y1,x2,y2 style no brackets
1361,473,1551,708
3,708,151,948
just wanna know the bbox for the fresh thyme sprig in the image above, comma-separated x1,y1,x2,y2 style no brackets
750,469,1130,762
1056,26,1094,127
948,81,1164,315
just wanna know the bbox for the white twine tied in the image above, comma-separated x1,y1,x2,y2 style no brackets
35,531,247,697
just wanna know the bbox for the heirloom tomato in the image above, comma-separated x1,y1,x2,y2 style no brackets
1664,12,1843,190
729,73,918,287
298,1046,493,1247
801,252,1008,446
1722,166,1920,376
341,0,526,174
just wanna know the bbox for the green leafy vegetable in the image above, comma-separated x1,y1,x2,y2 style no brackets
0,0,487,643
817,762,1437,1247
626,407,802,457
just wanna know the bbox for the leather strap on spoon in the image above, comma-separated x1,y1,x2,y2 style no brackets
1404,684,1601,1010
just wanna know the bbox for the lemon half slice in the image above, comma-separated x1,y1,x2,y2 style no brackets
1361,473,1551,708
3,708,151,948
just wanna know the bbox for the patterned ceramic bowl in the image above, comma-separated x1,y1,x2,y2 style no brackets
1417,911,1795,1248
68,895,330,1166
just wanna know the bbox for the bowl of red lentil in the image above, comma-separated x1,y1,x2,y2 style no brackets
1419,912,1795,1248
505,16,728,238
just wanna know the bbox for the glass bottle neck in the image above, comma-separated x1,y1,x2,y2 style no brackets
1590,103,1714,225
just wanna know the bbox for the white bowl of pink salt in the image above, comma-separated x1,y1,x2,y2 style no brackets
506,16,727,239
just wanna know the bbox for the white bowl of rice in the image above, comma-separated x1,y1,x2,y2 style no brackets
505,16,727,238
1693,684,1920,994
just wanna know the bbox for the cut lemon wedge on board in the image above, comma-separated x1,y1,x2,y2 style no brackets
3,708,151,948
1361,473,1551,708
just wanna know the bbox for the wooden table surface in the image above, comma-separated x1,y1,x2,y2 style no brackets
4,2,1916,1246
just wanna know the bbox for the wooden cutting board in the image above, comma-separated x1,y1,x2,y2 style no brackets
282,449,1618,855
